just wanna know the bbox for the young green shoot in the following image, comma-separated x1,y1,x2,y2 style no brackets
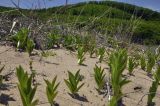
64,70,84,97
109,49,130,106
128,57,138,75
77,46,86,65
147,65,160,106
97,47,105,63
94,65,106,93
44,76,60,106
16,65,38,106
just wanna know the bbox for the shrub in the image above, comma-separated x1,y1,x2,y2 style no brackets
94,65,106,92
147,65,160,106
77,46,86,65
44,76,60,106
64,70,84,96
109,49,130,106
16,65,38,106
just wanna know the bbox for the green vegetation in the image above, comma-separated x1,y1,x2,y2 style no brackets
140,53,146,71
1,1,160,45
128,57,138,75
146,51,156,74
11,28,29,50
77,46,86,65
26,39,35,56
94,65,106,92
64,70,84,96
97,47,105,63
109,49,130,106
47,33,60,49
44,76,60,106
16,66,38,106
147,65,160,106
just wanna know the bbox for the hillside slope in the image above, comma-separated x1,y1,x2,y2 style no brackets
0,1,160,45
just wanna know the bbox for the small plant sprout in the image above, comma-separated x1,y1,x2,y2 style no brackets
94,65,106,93
44,76,60,106
88,44,96,58
146,51,156,75
26,39,35,56
140,54,146,71
64,70,84,97
147,65,160,106
16,65,38,106
128,57,138,75
0,65,5,85
109,49,130,106
77,46,86,65
97,47,105,63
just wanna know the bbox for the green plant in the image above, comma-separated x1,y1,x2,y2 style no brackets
41,51,56,58
0,65,5,85
140,54,146,71
128,57,138,75
146,51,156,74
16,65,38,106
10,28,29,50
64,70,84,96
94,65,106,92
77,46,86,65
88,44,96,58
147,65,160,106
63,35,76,51
47,33,60,48
26,39,35,56
44,76,60,106
97,47,105,63
109,49,130,106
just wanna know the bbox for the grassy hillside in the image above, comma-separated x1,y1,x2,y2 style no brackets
0,1,160,45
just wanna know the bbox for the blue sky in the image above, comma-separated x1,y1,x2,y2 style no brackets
0,0,160,12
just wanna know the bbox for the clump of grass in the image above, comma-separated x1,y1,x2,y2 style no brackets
64,70,84,97
16,65,38,106
44,76,60,106
109,49,130,106
94,65,106,93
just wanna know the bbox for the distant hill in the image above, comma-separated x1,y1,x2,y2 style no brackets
0,1,160,45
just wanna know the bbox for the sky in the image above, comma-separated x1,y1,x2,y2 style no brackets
0,0,160,12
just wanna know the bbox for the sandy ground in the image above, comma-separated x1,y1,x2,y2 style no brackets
0,45,160,106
